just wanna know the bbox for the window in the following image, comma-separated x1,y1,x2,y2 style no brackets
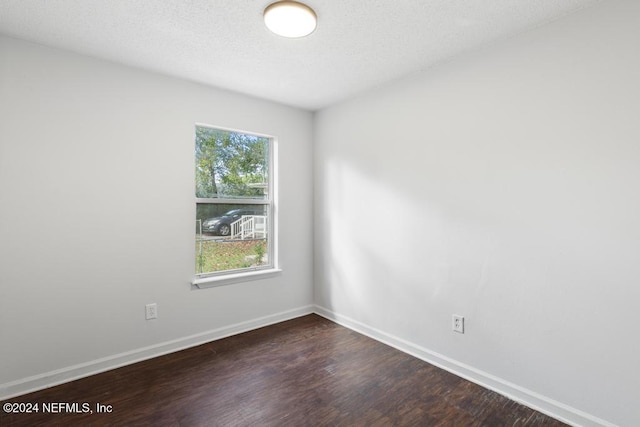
194,125,277,285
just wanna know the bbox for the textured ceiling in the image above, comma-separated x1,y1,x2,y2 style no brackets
0,0,600,111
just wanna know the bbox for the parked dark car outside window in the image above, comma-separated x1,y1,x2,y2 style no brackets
201,209,263,236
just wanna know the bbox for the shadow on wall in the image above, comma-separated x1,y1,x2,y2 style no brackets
317,156,506,335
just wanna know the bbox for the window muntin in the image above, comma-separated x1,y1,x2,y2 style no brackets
195,125,274,278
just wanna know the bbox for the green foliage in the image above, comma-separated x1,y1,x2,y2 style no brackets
254,240,266,263
195,127,268,198
196,239,268,273
196,251,205,273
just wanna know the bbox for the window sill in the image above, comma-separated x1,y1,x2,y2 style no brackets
192,268,282,289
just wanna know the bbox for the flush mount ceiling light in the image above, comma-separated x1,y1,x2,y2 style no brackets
264,1,317,38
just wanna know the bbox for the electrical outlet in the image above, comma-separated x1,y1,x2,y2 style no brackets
145,303,158,320
452,314,464,333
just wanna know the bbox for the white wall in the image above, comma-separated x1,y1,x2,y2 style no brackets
0,36,314,396
314,1,639,426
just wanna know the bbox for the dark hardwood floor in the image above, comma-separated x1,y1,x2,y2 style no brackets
1,314,565,426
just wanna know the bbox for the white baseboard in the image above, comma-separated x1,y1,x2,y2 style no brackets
0,305,314,401
313,305,615,427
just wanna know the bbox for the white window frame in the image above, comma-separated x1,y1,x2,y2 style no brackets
192,124,280,289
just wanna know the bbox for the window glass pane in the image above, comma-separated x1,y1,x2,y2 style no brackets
195,127,269,200
196,204,270,274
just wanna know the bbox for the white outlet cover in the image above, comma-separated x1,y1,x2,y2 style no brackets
145,303,158,320
453,315,464,333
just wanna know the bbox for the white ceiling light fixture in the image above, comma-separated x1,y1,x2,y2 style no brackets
264,1,317,38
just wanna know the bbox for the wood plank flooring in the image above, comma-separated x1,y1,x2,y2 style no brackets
1,314,566,426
